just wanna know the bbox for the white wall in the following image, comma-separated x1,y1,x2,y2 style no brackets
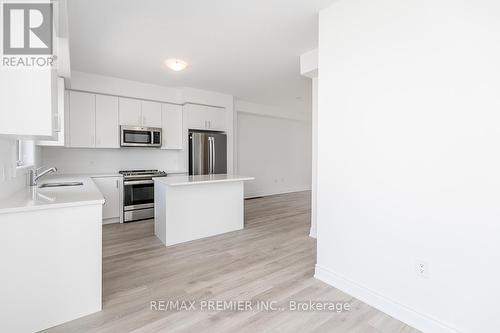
0,139,41,200
316,1,500,333
310,77,318,238
300,49,319,238
0,139,25,199
235,100,311,198
68,71,183,103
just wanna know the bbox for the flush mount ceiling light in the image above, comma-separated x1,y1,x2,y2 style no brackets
165,58,188,71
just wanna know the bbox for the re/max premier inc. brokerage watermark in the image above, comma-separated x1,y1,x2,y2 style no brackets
1,1,55,68
151,300,351,313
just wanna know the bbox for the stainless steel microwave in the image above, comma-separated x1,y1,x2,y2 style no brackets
120,126,162,147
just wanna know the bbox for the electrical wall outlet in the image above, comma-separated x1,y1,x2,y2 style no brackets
416,260,429,278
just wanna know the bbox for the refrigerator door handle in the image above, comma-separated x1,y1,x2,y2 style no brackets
211,137,215,174
190,134,195,175
208,137,213,174
212,137,215,174
212,137,216,174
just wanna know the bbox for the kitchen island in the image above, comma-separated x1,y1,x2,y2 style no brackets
154,174,254,246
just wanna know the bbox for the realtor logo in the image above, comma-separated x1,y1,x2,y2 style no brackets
3,2,53,55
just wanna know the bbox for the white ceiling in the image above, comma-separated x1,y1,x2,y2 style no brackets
67,0,332,112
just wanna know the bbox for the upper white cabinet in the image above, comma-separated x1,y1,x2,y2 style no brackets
58,91,225,151
141,101,162,127
119,98,162,128
185,104,226,131
161,104,183,150
0,69,58,138
95,95,119,148
37,78,67,146
205,106,226,131
69,91,119,148
118,98,141,126
69,91,96,148
0,4,70,139
92,176,122,223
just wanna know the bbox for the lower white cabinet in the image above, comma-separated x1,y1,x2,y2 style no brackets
0,202,102,332
161,104,183,149
92,176,122,223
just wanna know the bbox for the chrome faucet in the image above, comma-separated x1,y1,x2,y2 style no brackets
29,166,58,186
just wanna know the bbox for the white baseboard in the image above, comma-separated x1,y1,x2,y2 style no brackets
314,265,460,333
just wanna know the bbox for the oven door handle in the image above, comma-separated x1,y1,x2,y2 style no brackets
124,180,154,185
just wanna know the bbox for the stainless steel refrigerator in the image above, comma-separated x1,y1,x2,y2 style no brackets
189,131,227,175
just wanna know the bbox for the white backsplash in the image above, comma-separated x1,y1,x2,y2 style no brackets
0,138,38,199
41,147,186,174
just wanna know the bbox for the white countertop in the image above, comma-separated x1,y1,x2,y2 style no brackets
154,174,254,186
62,172,123,178
0,175,105,215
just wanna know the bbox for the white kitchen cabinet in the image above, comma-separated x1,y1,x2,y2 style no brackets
184,104,205,130
1,199,102,333
92,176,121,223
0,69,58,138
141,101,162,127
119,97,142,126
119,98,162,127
69,92,121,149
69,91,96,148
95,95,119,148
205,106,226,131
185,104,226,131
37,78,67,146
161,104,183,149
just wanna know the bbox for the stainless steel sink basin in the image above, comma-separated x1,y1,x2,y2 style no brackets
38,182,84,188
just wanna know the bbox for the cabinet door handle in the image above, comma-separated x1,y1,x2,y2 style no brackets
54,114,61,132
116,179,119,188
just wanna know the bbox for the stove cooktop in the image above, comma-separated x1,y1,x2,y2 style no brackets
119,169,167,178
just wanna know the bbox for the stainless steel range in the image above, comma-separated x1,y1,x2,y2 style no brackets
119,169,167,223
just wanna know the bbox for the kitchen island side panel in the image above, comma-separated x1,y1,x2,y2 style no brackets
157,181,244,246
154,183,167,245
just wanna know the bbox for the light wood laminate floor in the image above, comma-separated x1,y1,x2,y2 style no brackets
44,191,419,333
